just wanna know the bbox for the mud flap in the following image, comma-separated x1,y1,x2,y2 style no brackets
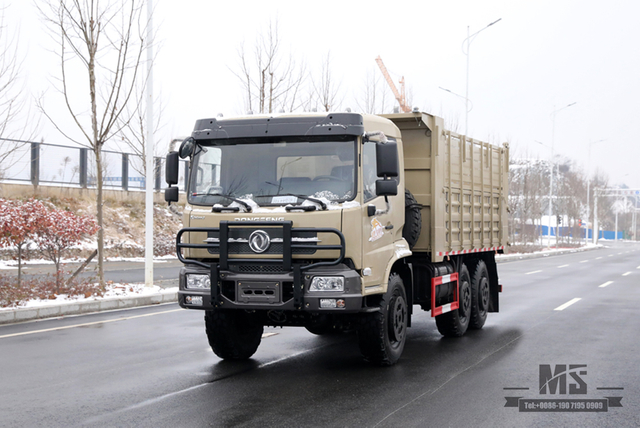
430,273,459,317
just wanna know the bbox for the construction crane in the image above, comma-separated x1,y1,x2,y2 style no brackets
375,56,411,113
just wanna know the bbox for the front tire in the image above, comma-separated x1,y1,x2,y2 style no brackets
204,309,263,360
435,263,471,337
357,273,408,366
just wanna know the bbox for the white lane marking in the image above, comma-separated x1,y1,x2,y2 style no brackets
554,298,582,311
579,260,589,263
599,281,613,288
637,265,640,269
262,332,278,338
0,309,183,339
622,272,631,277
596,257,603,260
608,254,614,257
525,270,542,275
257,349,314,369
558,264,569,268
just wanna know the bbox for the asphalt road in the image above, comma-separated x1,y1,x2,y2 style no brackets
1,241,639,427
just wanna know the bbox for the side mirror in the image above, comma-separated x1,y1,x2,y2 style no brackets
375,140,399,197
178,137,194,159
165,186,179,203
165,151,179,186
376,141,399,177
375,179,398,196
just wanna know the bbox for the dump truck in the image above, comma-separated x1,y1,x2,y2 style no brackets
164,111,509,366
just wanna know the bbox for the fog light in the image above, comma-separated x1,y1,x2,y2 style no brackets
336,299,345,308
185,295,203,306
186,274,210,289
320,298,336,308
310,276,344,292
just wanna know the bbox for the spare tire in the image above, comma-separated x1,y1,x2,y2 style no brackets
403,189,422,249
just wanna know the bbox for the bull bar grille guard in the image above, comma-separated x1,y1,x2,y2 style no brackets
176,221,346,309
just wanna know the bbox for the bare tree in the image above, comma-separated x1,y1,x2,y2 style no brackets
356,67,391,114
310,52,342,112
0,4,38,178
232,19,307,114
116,84,166,177
37,0,148,285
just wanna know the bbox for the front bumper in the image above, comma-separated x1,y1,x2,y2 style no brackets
176,221,369,313
178,264,365,313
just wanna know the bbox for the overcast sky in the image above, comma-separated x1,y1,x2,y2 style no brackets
7,0,640,188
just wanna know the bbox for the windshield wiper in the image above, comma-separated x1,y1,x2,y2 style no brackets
195,193,253,213
259,193,327,211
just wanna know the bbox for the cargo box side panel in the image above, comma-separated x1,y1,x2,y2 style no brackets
384,112,508,263
442,131,508,258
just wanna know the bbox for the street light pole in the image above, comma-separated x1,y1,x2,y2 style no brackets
548,102,576,248
585,139,605,245
145,0,154,287
463,18,501,137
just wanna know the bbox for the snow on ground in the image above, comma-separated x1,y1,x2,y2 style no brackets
0,283,178,312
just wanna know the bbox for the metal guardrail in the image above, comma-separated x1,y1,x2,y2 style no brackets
0,138,189,191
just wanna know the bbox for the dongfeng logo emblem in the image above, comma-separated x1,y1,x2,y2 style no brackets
249,230,271,253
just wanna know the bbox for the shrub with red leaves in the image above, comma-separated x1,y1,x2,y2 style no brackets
1,198,99,292
34,207,99,292
0,199,50,286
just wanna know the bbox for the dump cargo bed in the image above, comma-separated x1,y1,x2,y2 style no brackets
383,112,509,263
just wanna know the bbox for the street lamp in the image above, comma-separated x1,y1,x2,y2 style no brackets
585,139,605,245
439,86,474,119
536,140,555,247
462,18,502,136
547,102,577,248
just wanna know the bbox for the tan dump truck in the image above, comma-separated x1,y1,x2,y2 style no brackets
165,111,509,365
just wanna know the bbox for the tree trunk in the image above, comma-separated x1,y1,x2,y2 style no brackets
95,148,104,286
17,245,22,287
88,23,104,287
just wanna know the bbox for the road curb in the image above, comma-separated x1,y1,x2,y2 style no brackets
0,289,177,325
496,245,602,263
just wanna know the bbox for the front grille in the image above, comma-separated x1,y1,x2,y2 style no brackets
209,242,316,255
206,228,317,255
232,264,285,274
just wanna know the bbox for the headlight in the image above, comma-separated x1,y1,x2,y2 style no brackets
309,276,344,292
186,274,210,289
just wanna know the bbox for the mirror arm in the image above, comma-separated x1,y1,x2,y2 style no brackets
375,197,391,216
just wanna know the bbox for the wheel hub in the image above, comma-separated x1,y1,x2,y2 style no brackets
389,295,407,343
480,278,489,311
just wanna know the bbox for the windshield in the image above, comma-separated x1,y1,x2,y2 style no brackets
188,139,356,207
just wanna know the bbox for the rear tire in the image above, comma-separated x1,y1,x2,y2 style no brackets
204,309,263,360
357,273,408,366
469,260,489,329
435,264,471,337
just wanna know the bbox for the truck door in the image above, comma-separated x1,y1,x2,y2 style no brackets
361,140,396,289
